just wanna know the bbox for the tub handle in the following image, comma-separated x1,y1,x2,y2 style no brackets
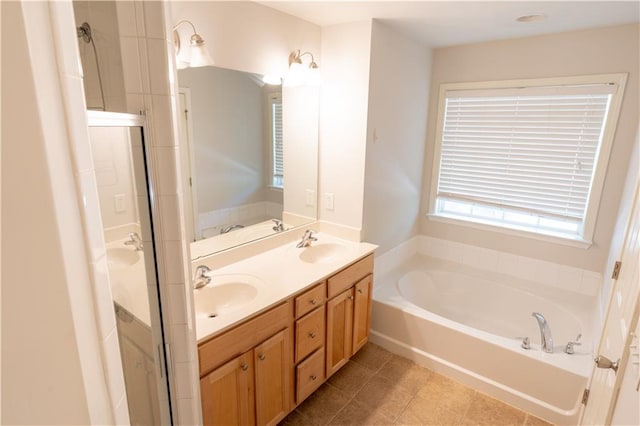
520,337,530,350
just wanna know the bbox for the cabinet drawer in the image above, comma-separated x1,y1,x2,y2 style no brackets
199,301,292,376
295,282,326,319
296,347,325,404
327,255,374,299
295,305,325,363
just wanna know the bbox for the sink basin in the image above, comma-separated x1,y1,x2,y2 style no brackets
299,243,348,264
195,274,265,318
107,247,141,268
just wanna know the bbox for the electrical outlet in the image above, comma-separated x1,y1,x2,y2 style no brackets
114,194,126,213
324,193,334,211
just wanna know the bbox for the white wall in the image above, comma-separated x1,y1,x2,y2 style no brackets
421,24,640,272
170,1,320,78
362,20,431,254
177,66,266,213
318,20,373,232
2,2,101,423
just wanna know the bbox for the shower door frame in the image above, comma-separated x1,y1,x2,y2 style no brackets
87,110,174,424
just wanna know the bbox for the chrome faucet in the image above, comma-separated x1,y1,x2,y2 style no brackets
220,224,244,234
124,232,143,251
565,334,582,354
272,219,285,232
532,312,554,353
193,265,212,289
296,230,317,248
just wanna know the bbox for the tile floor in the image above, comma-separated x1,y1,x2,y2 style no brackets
280,343,553,426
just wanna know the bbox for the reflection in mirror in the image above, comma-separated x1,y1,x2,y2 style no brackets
177,66,319,258
87,117,171,424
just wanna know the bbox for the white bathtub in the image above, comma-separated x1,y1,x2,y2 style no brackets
372,254,597,425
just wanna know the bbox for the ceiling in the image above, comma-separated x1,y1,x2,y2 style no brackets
260,1,640,47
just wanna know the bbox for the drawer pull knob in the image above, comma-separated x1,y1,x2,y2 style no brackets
348,295,354,300
310,299,317,305
357,288,363,294
258,353,266,361
309,332,317,338
310,375,317,381
241,363,249,371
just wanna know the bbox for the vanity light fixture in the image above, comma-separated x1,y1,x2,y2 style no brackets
173,20,214,69
286,49,320,86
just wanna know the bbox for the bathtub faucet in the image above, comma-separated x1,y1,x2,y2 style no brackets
532,312,554,353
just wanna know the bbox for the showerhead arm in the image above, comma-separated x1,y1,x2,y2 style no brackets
77,22,92,43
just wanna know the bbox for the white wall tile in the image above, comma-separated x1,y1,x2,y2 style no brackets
177,398,198,426
518,255,540,283
115,2,137,37
167,283,188,325
580,271,603,296
133,0,146,37
137,38,151,95
163,240,186,283
147,39,170,95
170,324,194,363
143,0,166,39
151,95,175,146
173,362,193,398
159,195,183,241
557,265,584,292
154,146,179,195
496,251,522,278
535,260,560,289
120,37,143,94
125,94,144,114
463,245,498,271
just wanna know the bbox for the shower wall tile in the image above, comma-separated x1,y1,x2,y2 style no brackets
154,147,179,195
115,2,137,37
173,361,194,398
412,236,601,296
580,271,603,296
133,0,146,37
167,284,188,325
147,38,170,95
144,0,166,40
151,95,175,146
125,94,144,114
137,38,151,95
159,195,183,241
120,37,143,94
170,324,195,363
163,240,186,283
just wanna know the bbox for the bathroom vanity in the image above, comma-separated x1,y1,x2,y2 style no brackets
194,235,375,426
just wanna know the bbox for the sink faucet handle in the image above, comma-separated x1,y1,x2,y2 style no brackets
193,265,212,289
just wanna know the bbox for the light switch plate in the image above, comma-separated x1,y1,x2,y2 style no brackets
324,193,334,211
306,189,316,207
114,194,126,213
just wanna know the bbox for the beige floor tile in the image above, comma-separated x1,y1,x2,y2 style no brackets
524,414,554,426
462,393,526,426
415,373,475,414
279,409,313,426
351,342,393,372
328,360,376,397
397,394,461,425
328,398,394,426
353,374,414,420
377,354,433,393
295,383,351,425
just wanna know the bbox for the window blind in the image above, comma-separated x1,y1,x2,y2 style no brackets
272,102,283,187
437,85,614,223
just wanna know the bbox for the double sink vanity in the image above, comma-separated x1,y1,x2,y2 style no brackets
192,231,377,425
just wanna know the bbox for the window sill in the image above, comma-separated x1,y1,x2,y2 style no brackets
426,213,593,249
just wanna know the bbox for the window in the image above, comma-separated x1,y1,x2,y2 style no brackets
429,74,627,245
269,93,284,188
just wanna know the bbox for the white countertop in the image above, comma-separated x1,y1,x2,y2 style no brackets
194,233,377,343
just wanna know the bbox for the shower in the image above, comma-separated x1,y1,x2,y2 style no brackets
77,22,106,111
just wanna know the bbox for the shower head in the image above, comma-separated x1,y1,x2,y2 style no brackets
77,22,92,43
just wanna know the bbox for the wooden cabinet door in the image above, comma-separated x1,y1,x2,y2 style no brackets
200,351,255,426
326,288,354,377
254,328,291,426
352,274,372,354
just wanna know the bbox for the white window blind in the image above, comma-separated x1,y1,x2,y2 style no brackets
434,83,617,239
271,100,283,188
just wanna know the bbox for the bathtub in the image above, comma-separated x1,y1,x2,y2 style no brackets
371,254,598,425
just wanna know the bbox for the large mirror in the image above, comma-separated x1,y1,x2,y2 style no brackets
177,66,319,258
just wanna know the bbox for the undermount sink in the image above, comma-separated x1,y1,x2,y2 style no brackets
299,243,348,264
107,247,141,268
195,274,265,318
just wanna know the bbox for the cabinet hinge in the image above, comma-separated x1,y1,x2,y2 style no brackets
582,388,590,405
612,261,622,280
